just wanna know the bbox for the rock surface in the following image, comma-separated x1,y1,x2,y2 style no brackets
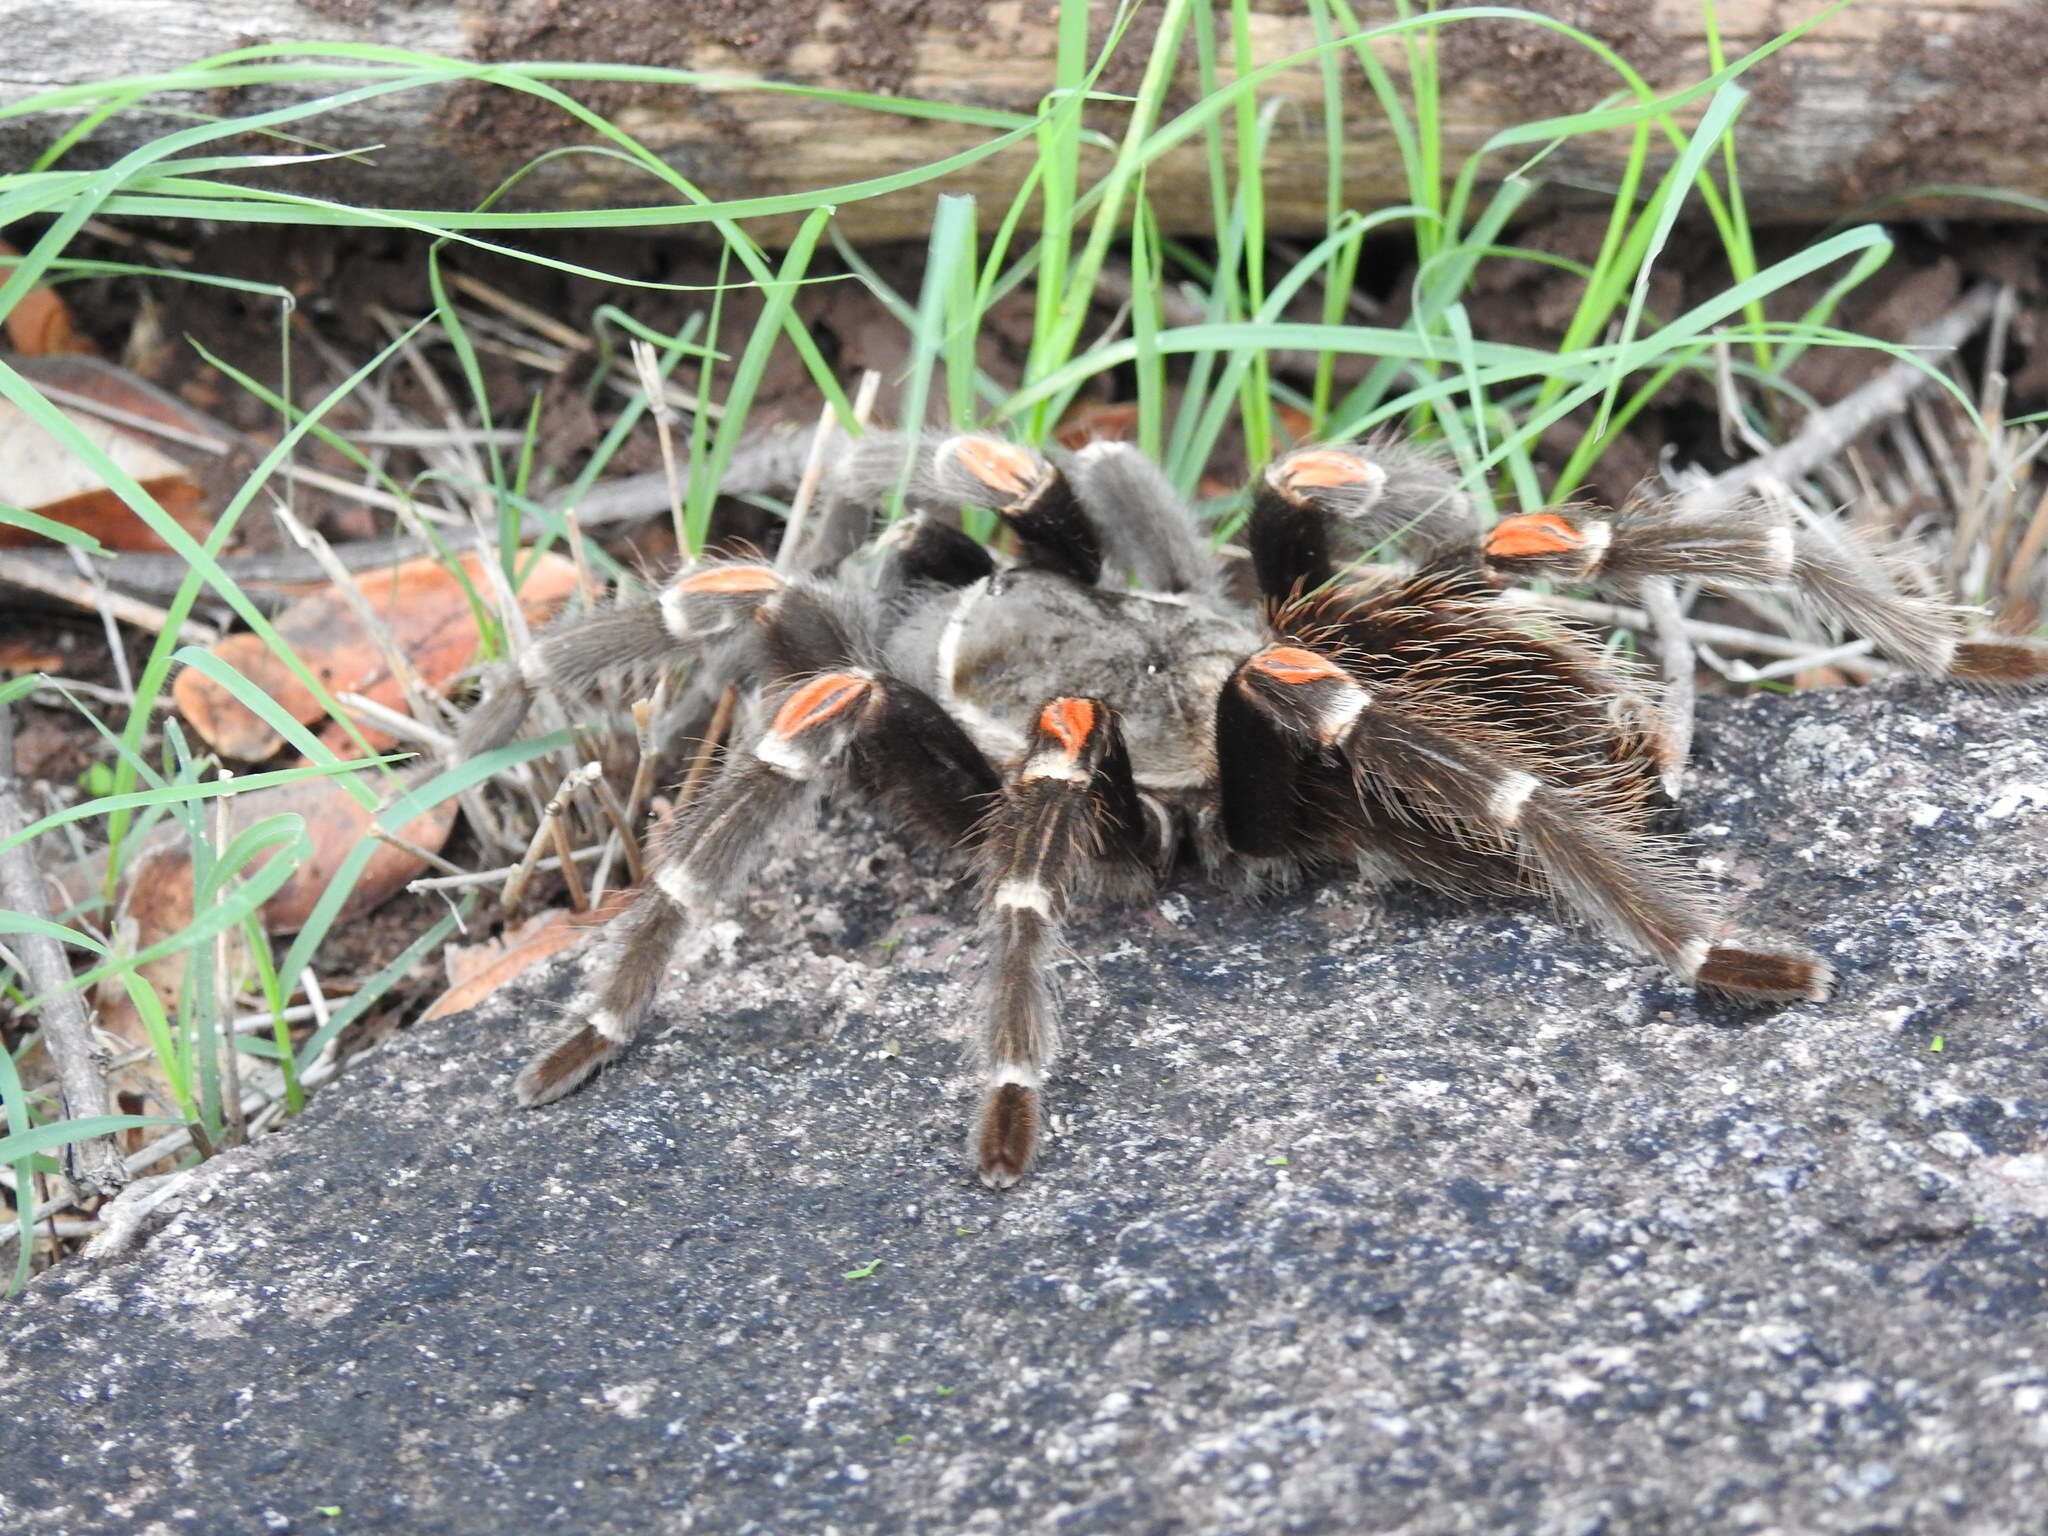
3,682,2046,1536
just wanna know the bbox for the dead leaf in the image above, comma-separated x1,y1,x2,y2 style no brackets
0,355,249,550
32,769,458,1126
421,893,629,1022
0,239,99,358
0,635,66,674
116,770,458,954
1055,401,1140,450
173,550,579,762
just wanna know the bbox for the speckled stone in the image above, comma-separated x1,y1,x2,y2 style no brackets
3,682,2044,1536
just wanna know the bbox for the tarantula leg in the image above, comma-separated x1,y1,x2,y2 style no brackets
458,600,675,757
457,561,796,758
1067,440,1216,593
517,667,997,1105
1248,440,1480,602
971,696,1149,1188
932,436,1102,585
1226,643,1834,1003
874,514,996,602
1247,449,1376,599
1482,501,2048,685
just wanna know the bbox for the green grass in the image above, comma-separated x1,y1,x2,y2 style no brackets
0,0,2010,1290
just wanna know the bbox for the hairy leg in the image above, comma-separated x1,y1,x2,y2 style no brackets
971,696,1154,1187
1221,642,1832,1001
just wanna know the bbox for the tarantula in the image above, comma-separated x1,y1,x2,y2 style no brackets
466,432,2047,1186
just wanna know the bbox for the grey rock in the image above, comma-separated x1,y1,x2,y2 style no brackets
3,682,2045,1536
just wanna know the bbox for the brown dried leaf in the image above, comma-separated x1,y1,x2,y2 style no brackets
421,893,629,1022
0,239,99,358
118,771,458,944
0,355,249,550
173,550,579,762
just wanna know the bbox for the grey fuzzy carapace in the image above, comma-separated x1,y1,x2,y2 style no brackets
464,431,2048,1187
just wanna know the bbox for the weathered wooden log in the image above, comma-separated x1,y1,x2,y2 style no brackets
2,0,2043,241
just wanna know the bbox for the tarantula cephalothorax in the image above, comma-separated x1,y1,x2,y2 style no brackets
467,432,2048,1186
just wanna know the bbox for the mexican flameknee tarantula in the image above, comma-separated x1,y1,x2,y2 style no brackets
467,431,2048,1186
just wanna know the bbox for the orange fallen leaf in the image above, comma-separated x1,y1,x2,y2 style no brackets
1054,400,1141,451
0,635,65,673
173,550,579,762
1274,403,1314,444
0,238,99,357
120,770,458,940
0,356,247,550
421,893,629,1022
35,771,457,1125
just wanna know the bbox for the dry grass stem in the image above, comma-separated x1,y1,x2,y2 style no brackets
408,847,600,895
1637,576,1697,794
0,703,127,1196
334,692,456,756
450,271,594,354
270,500,444,737
502,761,604,912
0,551,219,647
1500,589,1889,676
585,772,646,888
1696,284,2002,509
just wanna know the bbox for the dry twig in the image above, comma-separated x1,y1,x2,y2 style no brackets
0,702,126,1196
1694,284,2002,509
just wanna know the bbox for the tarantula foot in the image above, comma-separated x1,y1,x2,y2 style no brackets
514,1023,618,1107
1949,639,2048,688
975,1084,1040,1189
1695,945,1835,1004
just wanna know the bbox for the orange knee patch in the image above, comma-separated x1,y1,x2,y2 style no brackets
1036,697,1099,760
771,673,871,736
1486,512,1583,561
678,564,781,594
1250,646,1347,686
949,437,1039,499
1277,448,1373,491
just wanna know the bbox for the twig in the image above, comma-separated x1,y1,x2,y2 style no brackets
1637,577,1696,795
270,499,444,741
501,762,603,913
0,550,217,647
369,825,466,879
1692,284,2002,508
2004,483,2048,601
624,680,670,832
585,773,646,888
213,772,246,1149
549,800,589,912
65,545,136,703
0,428,825,609
0,702,126,1196
1720,637,1880,684
777,369,882,576
631,338,689,555
677,687,736,814
25,377,429,522
1498,588,1890,676
450,272,594,355
406,847,600,894
333,692,456,756
775,397,851,576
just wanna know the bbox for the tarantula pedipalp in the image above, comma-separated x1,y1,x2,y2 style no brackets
472,431,2048,1187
